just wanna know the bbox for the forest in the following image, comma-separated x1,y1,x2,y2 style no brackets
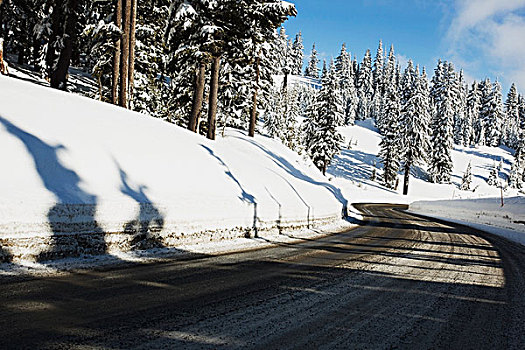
0,0,524,194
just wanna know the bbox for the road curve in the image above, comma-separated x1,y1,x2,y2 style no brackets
1,204,525,349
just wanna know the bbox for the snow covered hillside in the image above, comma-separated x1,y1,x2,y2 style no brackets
410,197,525,246
0,76,347,262
329,120,523,203
328,120,525,245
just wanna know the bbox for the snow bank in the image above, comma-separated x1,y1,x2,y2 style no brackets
0,76,348,262
410,197,525,246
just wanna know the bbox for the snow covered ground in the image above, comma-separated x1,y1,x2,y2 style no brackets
1,67,523,275
0,74,351,266
410,197,525,246
327,120,525,246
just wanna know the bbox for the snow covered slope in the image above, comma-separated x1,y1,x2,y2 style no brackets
0,76,347,262
410,197,525,246
328,121,525,245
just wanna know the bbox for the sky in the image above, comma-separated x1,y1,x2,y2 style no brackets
284,0,525,94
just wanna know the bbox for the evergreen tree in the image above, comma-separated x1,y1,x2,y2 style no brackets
453,70,468,145
290,31,304,75
466,81,481,146
378,73,401,189
357,49,373,120
504,83,520,148
400,65,430,194
487,81,504,146
429,61,455,183
460,162,472,191
307,61,344,175
377,44,396,133
487,163,498,186
284,86,301,151
372,40,384,97
335,43,356,125
304,43,319,79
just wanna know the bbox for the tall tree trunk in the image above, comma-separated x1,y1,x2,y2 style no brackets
119,0,131,108
403,162,410,195
127,0,137,108
207,55,220,140
17,46,26,65
112,0,122,105
249,56,260,138
189,61,206,132
49,0,79,90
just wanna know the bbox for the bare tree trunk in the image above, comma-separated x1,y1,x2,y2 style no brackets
112,0,122,105
249,56,260,137
119,0,131,108
189,61,206,132
49,0,79,90
207,55,220,140
403,162,410,195
127,0,137,108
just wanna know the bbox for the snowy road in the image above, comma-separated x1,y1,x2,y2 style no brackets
1,204,525,349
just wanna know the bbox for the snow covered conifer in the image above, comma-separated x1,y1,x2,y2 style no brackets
487,163,498,186
488,81,504,147
372,40,384,97
357,49,373,120
510,131,525,188
453,70,468,145
399,64,430,194
504,83,520,148
307,61,344,175
335,43,357,125
304,43,319,79
460,162,472,191
290,32,304,75
429,61,455,184
509,161,523,189
377,44,396,133
378,73,401,189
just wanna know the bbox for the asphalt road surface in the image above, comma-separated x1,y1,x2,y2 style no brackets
1,204,525,349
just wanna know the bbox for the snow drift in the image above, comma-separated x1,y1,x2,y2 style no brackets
410,197,525,246
0,76,347,262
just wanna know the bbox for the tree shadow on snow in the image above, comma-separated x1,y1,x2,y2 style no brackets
117,164,166,250
0,116,106,262
330,149,399,193
200,145,259,237
228,137,348,218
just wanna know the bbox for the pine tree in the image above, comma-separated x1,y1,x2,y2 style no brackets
377,44,396,133
335,43,356,125
378,73,401,189
284,86,301,150
460,162,472,191
357,49,373,120
275,26,289,76
429,61,455,183
453,70,468,145
290,31,304,75
509,160,523,189
307,61,344,175
487,164,498,186
504,83,520,148
400,64,430,194
265,89,284,139
488,81,504,146
370,161,377,182
304,43,319,79
372,40,384,97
